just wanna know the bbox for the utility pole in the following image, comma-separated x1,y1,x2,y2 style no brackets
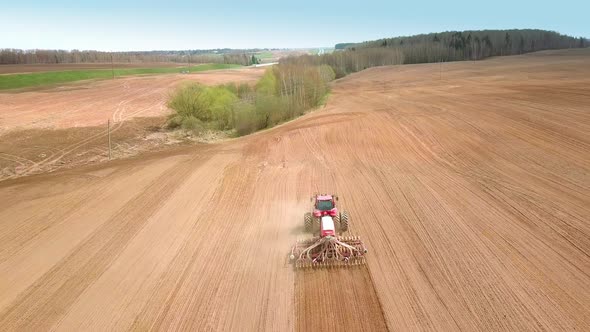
187,52,191,73
107,119,112,160
440,59,442,80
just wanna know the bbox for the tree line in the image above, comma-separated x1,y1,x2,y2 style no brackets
167,63,335,136
351,29,585,63
280,47,405,78
0,48,268,65
286,29,586,78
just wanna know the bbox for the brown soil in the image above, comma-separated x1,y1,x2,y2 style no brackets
0,49,589,331
0,116,194,179
296,267,388,331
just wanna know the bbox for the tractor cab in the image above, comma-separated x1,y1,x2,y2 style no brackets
313,195,338,217
316,197,334,210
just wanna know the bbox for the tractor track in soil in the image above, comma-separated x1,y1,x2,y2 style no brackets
296,266,389,331
1,49,590,331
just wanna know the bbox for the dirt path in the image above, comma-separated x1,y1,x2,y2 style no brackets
0,49,589,331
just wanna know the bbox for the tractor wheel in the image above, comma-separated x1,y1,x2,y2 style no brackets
340,211,349,232
333,214,340,226
304,212,313,232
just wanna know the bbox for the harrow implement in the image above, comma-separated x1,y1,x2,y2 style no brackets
290,235,367,268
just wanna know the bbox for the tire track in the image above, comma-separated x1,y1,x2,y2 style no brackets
296,266,389,332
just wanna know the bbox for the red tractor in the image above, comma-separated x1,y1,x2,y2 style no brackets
290,194,367,268
304,194,349,233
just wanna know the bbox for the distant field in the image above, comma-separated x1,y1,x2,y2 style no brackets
256,51,274,59
0,62,183,74
0,63,241,90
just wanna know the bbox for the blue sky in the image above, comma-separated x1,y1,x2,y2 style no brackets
1,0,588,51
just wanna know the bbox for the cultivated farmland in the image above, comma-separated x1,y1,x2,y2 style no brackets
0,49,589,331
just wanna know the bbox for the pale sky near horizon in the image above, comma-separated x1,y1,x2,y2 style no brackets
1,0,588,51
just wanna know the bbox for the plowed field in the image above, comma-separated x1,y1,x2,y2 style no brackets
1,49,589,331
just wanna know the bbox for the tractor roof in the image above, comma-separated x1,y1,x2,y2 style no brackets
316,195,333,201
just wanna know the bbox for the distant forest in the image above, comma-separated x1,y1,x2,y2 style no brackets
0,49,272,66
351,29,586,63
294,29,587,77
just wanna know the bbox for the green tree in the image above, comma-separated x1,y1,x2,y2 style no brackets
167,83,238,130
256,69,277,95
